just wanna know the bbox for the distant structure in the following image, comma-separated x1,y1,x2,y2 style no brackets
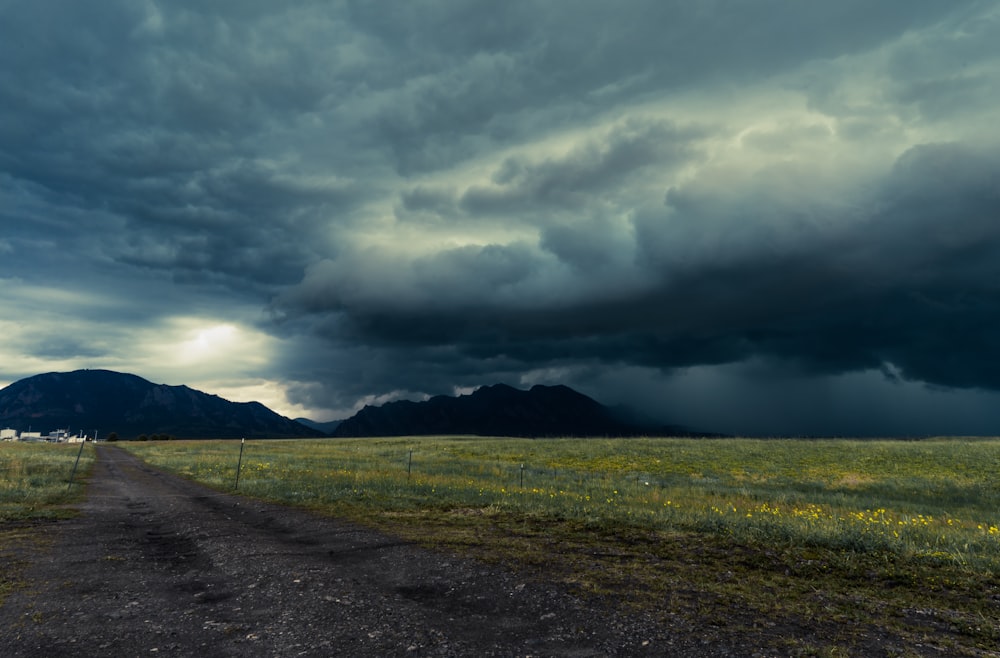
0,428,92,442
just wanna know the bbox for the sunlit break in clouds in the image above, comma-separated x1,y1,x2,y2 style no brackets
2,1,1000,435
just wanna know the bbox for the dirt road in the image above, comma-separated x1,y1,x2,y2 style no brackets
0,445,727,657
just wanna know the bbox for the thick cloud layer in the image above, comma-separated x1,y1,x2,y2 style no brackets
2,1,999,434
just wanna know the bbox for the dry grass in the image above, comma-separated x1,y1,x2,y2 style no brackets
122,436,1000,655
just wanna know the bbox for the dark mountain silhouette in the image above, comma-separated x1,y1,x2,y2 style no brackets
0,370,322,439
332,383,686,438
295,417,342,434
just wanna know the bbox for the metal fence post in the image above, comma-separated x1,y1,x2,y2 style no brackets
66,437,87,491
235,438,246,490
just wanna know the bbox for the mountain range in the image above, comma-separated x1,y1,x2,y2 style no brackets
331,383,681,437
0,370,687,439
0,370,321,439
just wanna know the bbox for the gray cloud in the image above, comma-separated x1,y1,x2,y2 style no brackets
460,119,705,216
275,141,1000,409
2,1,998,434
347,0,974,174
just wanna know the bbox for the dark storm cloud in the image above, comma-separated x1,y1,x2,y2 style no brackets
0,0,366,294
3,0,999,432
276,142,1000,401
353,0,972,174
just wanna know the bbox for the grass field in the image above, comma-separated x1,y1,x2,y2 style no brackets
0,441,95,606
0,441,95,523
120,436,1000,655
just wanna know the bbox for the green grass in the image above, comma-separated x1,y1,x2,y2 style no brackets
0,442,95,523
120,437,1000,566
0,441,95,606
121,436,1000,654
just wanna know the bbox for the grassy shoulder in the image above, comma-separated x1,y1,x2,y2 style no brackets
121,437,1000,656
0,442,94,523
0,442,95,607
341,506,999,657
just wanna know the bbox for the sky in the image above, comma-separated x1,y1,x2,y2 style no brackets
2,1,999,437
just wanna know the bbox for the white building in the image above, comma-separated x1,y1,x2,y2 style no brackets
1,428,90,442
45,429,72,442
